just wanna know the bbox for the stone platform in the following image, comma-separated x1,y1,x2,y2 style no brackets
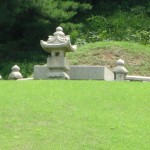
34,65,114,81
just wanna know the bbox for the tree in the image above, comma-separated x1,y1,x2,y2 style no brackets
0,0,91,60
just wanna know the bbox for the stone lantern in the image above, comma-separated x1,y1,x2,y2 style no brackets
113,59,128,81
40,26,77,79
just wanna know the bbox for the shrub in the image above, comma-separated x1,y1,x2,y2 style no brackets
82,8,150,45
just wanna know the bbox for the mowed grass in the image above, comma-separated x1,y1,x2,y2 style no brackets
67,41,150,76
0,81,150,150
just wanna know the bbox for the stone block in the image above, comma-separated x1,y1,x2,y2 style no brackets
115,73,126,81
47,56,69,70
34,65,114,81
34,65,49,79
67,66,114,81
47,72,69,79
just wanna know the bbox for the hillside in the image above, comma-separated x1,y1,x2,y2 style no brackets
0,41,150,79
67,41,150,76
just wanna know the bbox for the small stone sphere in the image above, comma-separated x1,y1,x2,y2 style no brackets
11,65,20,71
56,26,63,31
53,26,65,36
116,59,124,65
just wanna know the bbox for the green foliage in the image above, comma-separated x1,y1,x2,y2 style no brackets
80,0,150,15
0,0,91,60
75,38,87,46
82,7,150,45
131,30,150,45
0,61,33,79
60,22,84,44
0,50,47,79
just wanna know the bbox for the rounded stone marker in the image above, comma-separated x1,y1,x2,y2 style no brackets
113,59,128,81
8,65,23,80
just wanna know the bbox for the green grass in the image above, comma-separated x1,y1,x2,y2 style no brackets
67,41,150,76
0,81,150,150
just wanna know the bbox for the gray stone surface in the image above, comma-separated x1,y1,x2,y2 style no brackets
34,65,49,79
17,77,34,81
47,56,69,70
34,65,114,81
39,26,76,79
126,75,150,82
113,59,128,81
67,66,114,80
8,65,23,80
47,72,70,79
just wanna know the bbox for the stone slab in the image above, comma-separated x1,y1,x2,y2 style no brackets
126,75,150,82
47,57,69,70
34,65,114,81
34,65,49,79
66,66,114,80
17,78,34,81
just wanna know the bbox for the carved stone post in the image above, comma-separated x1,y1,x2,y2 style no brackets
8,65,23,80
113,59,128,81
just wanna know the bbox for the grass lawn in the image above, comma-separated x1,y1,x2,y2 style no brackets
67,41,150,76
0,80,150,150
